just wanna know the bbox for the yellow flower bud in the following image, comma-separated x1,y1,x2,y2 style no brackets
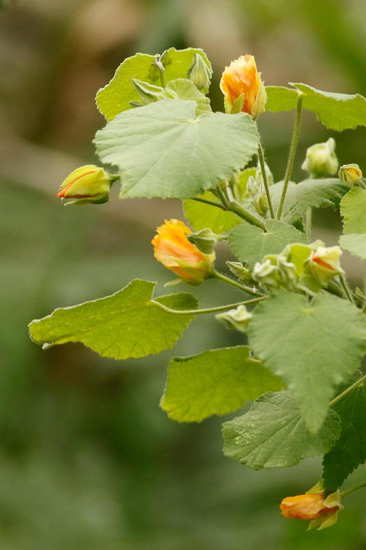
57,165,111,205
280,492,340,522
301,138,338,177
151,219,215,284
308,245,343,285
339,163,363,186
220,55,267,118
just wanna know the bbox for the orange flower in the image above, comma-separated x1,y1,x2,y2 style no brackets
280,493,340,521
220,55,267,117
151,219,215,284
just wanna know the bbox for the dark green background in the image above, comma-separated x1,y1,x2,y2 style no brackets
1,1,366,547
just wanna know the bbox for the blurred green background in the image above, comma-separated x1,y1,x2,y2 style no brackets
1,1,366,548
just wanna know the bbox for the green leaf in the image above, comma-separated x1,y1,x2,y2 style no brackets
96,48,212,120
166,79,211,116
323,384,366,492
248,292,366,433
340,187,366,234
96,53,160,121
222,391,341,470
95,99,259,199
266,86,298,112
28,279,197,360
160,47,212,92
160,346,283,422
228,220,306,266
183,192,241,233
340,234,366,260
266,83,366,131
270,179,347,223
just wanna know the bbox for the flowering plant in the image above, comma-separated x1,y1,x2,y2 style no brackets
28,47,366,529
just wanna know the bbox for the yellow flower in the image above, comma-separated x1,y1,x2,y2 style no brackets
280,493,339,521
308,245,343,285
339,163,363,186
220,55,267,117
57,165,111,204
151,219,215,284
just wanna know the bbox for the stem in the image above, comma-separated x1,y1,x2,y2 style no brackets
192,197,227,211
304,207,312,241
339,274,355,305
151,296,266,316
258,143,275,218
226,200,267,231
213,269,262,296
330,372,366,407
341,482,366,498
277,92,304,219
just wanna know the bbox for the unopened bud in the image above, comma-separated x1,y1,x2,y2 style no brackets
188,228,217,254
188,53,212,93
57,165,111,205
216,305,252,333
253,254,298,290
226,261,252,282
132,79,174,106
302,138,338,178
307,245,343,285
339,163,363,186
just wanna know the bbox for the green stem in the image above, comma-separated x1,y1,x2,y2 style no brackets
277,92,304,219
258,143,275,218
330,372,366,407
304,207,312,241
213,269,262,296
341,481,366,498
151,296,266,316
192,197,227,211
339,274,355,304
226,200,267,231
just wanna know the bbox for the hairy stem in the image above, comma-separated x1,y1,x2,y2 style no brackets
151,296,266,316
341,481,366,498
330,372,366,407
304,207,312,241
257,143,275,218
213,269,262,296
339,274,355,305
277,92,304,219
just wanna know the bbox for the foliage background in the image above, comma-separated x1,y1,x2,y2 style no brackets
1,1,366,548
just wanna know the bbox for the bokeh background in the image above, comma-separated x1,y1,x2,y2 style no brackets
1,1,366,548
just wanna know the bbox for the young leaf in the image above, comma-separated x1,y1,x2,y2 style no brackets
94,99,259,199
222,392,341,470
183,192,241,233
270,179,347,223
340,187,366,234
96,48,212,120
160,47,212,92
28,279,197,360
248,292,366,433
267,84,366,131
228,220,306,266
323,385,366,492
160,346,283,422
166,79,211,116
96,53,160,121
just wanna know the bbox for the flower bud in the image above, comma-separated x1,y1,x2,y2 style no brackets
339,163,363,186
187,228,217,254
57,165,111,205
188,53,212,93
220,55,267,118
151,219,215,284
307,245,343,286
226,261,252,283
253,254,298,290
301,138,338,177
216,305,252,333
280,491,341,530
132,79,173,106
